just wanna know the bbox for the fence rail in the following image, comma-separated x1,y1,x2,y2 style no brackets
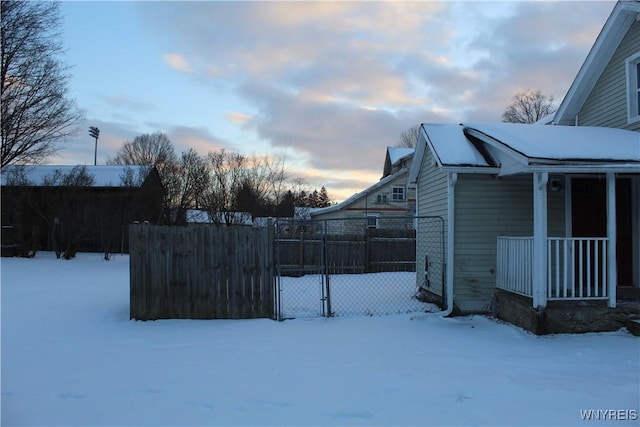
129,224,275,320
496,236,609,301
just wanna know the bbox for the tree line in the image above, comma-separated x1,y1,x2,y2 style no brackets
106,132,331,225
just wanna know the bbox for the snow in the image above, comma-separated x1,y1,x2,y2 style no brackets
2,253,639,426
387,147,414,166
278,272,427,318
420,123,492,167
464,122,640,162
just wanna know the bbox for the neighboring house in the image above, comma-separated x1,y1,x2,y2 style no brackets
186,209,214,224
310,147,415,233
409,1,640,334
1,165,164,257
553,0,640,131
383,146,414,177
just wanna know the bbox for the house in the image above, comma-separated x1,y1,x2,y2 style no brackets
409,1,640,334
310,146,415,233
1,165,164,257
186,209,254,226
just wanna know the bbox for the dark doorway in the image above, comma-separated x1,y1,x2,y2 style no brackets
571,177,633,286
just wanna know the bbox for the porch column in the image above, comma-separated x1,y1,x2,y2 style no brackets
533,172,548,309
607,172,617,308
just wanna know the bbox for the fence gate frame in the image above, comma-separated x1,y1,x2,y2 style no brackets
273,216,445,320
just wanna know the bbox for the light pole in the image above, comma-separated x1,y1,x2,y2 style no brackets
89,126,100,165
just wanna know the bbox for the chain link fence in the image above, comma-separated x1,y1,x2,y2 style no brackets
274,216,444,319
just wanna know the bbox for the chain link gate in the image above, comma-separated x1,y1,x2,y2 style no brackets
274,216,444,319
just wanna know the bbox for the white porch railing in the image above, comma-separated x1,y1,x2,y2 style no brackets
496,236,609,301
547,238,608,300
496,237,533,297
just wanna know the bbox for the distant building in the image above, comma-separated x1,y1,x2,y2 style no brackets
310,147,415,234
1,165,164,257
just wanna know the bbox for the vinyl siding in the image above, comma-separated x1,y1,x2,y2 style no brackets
415,147,448,296
453,174,566,313
312,173,413,234
579,21,640,131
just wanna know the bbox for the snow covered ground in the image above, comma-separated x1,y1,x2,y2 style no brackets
278,272,428,318
2,252,638,426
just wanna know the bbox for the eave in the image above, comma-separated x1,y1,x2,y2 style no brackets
554,1,640,125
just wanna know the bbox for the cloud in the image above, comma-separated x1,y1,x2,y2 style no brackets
162,53,192,73
225,112,253,126
98,95,153,112
127,1,614,199
166,126,231,155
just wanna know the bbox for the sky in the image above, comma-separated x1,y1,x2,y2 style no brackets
53,0,617,202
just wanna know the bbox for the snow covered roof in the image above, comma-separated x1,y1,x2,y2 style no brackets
410,122,640,182
0,165,154,187
464,122,640,163
311,169,409,217
186,209,213,223
387,147,414,166
421,123,494,168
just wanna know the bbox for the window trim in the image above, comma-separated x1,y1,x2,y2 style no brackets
626,51,640,124
365,213,380,229
391,186,406,202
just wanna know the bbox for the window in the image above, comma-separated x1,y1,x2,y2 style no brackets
626,52,640,123
376,194,388,204
366,213,379,229
391,186,405,202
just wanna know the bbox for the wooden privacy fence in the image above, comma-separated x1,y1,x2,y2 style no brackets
129,224,275,320
275,229,417,275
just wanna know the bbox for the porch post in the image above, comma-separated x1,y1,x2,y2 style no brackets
606,172,617,308
533,172,548,309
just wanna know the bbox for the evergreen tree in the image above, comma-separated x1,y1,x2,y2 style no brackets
318,186,331,207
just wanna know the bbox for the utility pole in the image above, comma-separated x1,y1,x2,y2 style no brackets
89,126,100,165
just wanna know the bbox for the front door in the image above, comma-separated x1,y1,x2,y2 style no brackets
571,177,633,287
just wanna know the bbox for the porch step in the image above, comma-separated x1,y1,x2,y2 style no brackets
627,319,640,337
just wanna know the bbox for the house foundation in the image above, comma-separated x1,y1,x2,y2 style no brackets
493,289,640,335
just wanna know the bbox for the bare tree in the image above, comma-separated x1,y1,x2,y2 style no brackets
1,1,83,167
108,132,182,223
162,149,210,225
501,89,557,124
42,165,95,187
107,132,177,167
205,149,248,225
204,149,293,223
397,125,421,148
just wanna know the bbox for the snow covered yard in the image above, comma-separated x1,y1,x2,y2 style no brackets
1,253,638,426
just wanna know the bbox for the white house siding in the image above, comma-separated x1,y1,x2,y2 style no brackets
415,148,448,297
453,174,565,313
578,21,640,131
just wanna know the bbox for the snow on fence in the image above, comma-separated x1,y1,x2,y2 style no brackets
129,224,275,320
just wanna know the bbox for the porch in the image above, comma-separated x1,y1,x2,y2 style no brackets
495,235,640,334
496,236,613,304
